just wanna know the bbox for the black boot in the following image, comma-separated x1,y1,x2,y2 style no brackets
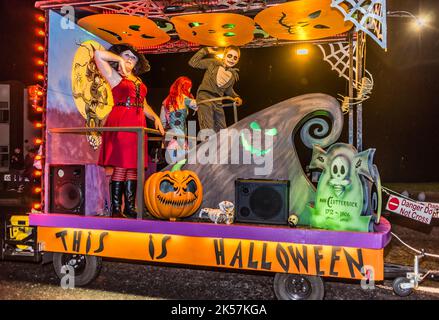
110,180,124,217
123,180,137,219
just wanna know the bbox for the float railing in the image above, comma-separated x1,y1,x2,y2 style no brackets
50,126,161,219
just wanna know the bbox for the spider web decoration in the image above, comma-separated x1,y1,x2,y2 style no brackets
317,42,358,82
331,0,387,49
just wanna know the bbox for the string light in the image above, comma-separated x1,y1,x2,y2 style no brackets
32,9,45,216
34,187,42,194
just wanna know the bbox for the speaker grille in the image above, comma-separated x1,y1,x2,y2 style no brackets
56,182,82,210
249,186,283,220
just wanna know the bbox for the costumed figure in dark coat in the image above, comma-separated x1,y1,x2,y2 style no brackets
189,46,243,132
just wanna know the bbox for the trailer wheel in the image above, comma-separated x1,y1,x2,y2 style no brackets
53,253,102,287
392,277,413,297
274,273,324,300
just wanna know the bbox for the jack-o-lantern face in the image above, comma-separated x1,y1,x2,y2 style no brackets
78,14,170,47
171,13,255,47
144,170,203,221
255,0,353,41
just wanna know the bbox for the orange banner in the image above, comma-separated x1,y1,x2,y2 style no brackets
38,227,383,280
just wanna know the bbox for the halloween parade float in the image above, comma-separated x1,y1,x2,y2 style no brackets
4,0,439,300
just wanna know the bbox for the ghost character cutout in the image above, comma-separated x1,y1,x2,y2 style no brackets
308,143,376,232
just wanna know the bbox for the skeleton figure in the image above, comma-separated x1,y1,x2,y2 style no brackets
328,155,351,198
199,201,235,224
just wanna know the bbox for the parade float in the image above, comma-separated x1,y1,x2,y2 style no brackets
4,0,424,300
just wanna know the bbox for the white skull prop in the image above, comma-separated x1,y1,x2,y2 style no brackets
288,214,299,227
328,155,351,197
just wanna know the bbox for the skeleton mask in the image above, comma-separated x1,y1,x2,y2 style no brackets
328,155,351,197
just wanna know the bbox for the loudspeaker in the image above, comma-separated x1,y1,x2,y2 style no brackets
49,164,109,216
50,165,85,215
235,179,290,225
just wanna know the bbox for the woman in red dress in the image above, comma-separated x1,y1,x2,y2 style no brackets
94,44,164,218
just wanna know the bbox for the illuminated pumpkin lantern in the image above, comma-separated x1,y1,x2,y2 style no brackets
144,168,203,221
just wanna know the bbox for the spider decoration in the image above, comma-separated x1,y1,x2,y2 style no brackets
338,71,374,114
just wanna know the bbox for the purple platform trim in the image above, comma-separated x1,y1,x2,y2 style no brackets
29,214,392,249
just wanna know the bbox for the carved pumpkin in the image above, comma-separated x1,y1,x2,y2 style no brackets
144,170,203,221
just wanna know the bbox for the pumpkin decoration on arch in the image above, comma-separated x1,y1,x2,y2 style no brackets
144,167,203,221
78,14,170,48
170,13,255,47
254,0,353,41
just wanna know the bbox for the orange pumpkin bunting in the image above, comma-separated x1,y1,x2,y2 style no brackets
144,170,203,221
78,14,170,48
254,0,353,41
170,13,255,47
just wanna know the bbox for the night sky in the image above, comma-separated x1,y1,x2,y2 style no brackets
1,0,438,182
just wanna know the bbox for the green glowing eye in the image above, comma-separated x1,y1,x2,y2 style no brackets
266,128,278,136
223,32,236,37
250,122,261,130
241,122,277,156
189,22,202,28
222,24,236,29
